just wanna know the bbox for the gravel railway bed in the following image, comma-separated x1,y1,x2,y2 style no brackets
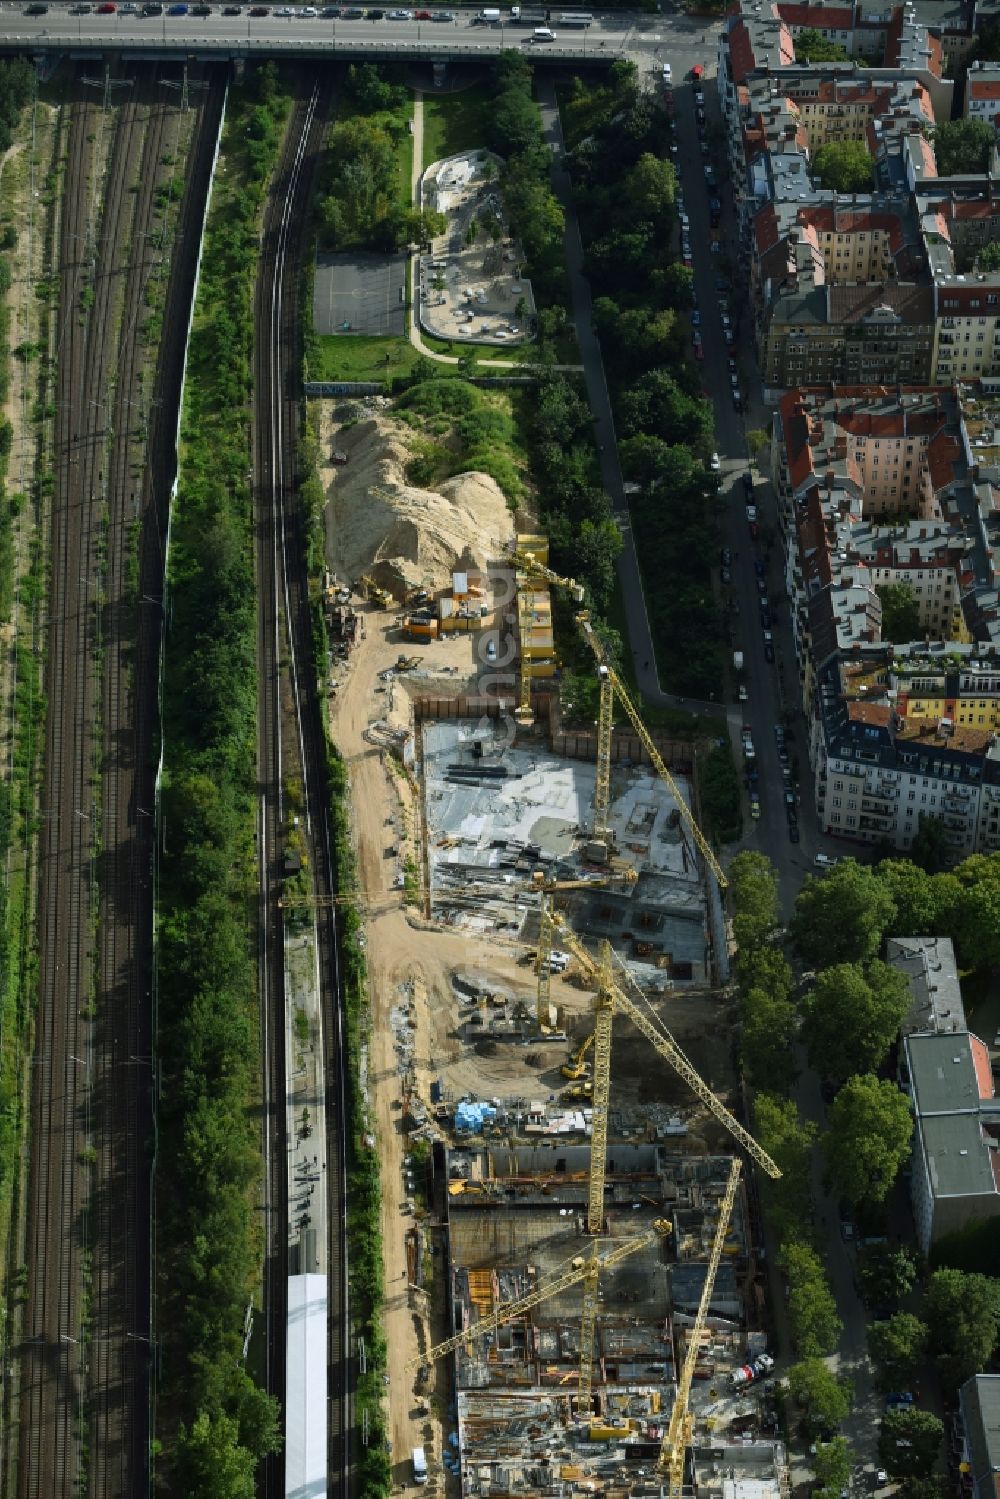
17,63,222,1499
251,72,351,1499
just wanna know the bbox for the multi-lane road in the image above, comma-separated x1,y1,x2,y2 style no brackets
0,2,660,55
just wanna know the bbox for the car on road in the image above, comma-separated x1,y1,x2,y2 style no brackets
721,567,732,584
814,852,839,868
97,2,117,10
388,7,411,14
750,796,761,820
693,339,704,359
691,310,701,327
710,452,721,471
754,559,765,577
249,4,268,10
223,4,242,10
70,3,91,10
25,3,49,11
756,579,767,597
432,9,455,17
299,3,318,12
732,391,742,410
191,3,211,12
885,1392,914,1407
275,5,293,12
720,547,732,566
413,5,431,12
662,61,672,81
738,683,748,701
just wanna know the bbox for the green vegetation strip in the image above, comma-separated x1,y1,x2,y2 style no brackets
155,66,288,1494
0,58,49,1316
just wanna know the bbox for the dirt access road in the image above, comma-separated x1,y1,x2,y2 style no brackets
327,606,597,1489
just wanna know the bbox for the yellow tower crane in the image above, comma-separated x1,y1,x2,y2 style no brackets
504,542,727,892
575,614,728,892
405,1221,672,1418
659,1157,742,1496
529,867,636,1032
548,909,780,1240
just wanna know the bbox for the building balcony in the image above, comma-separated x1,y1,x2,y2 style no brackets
860,812,895,832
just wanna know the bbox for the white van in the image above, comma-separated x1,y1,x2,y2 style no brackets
532,24,555,38
413,1445,428,1485
814,853,839,868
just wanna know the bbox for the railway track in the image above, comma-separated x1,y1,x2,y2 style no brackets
251,74,352,1498
18,63,222,1499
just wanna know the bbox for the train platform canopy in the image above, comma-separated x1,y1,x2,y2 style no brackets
286,1273,327,1499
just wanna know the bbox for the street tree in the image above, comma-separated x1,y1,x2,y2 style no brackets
868,1313,929,1391
923,1267,1000,1389
876,581,920,643
878,1407,944,1480
754,1093,817,1238
730,850,780,952
800,960,910,1088
858,1242,920,1310
742,987,798,1093
786,1358,853,1433
624,151,677,221
812,140,873,192
823,1075,913,1207
813,1438,852,1496
738,943,793,1003
932,118,997,175
791,860,897,967
781,1240,843,1356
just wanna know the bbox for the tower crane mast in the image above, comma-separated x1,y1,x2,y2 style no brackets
659,1158,742,1495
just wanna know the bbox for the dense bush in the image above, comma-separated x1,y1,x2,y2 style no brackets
156,67,288,1496
484,54,566,305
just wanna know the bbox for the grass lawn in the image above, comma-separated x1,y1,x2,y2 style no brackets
422,90,490,169
309,333,422,384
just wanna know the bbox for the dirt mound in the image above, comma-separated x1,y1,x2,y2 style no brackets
318,409,512,594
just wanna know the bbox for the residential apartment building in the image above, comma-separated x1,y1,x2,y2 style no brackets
964,59,1000,124
957,1376,1000,1499
902,1030,1000,1255
887,935,967,1036
770,382,1000,856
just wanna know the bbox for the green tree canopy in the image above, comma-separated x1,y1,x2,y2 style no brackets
813,1437,852,1496
786,1358,853,1433
730,851,781,954
824,1075,913,1207
742,987,798,1093
878,1407,944,1480
877,860,960,937
755,1093,817,1239
791,860,897,968
800,960,910,1088
868,1313,929,1391
812,140,874,192
858,1242,919,1311
174,1410,257,1499
780,1240,843,1356
876,581,920,643
910,813,949,875
795,28,849,60
923,1267,1000,1389
976,240,1000,272
932,117,998,175
952,853,1000,970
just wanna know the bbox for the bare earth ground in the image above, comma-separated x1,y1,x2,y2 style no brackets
328,607,739,1491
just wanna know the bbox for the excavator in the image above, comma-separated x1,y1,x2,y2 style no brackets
560,1033,595,1082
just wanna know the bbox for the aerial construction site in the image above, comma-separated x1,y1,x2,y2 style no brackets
321,484,790,1498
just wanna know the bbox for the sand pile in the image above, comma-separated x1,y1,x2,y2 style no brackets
318,410,513,594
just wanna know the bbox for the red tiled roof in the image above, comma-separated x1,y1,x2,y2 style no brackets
728,19,757,85
971,1036,995,1101
927,430,963,492
847,701,893,726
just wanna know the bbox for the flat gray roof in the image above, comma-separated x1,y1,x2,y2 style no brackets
906,1031,982,1115
919,1113,998,1200
960,1375,1000,1487
887,936,966,1035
